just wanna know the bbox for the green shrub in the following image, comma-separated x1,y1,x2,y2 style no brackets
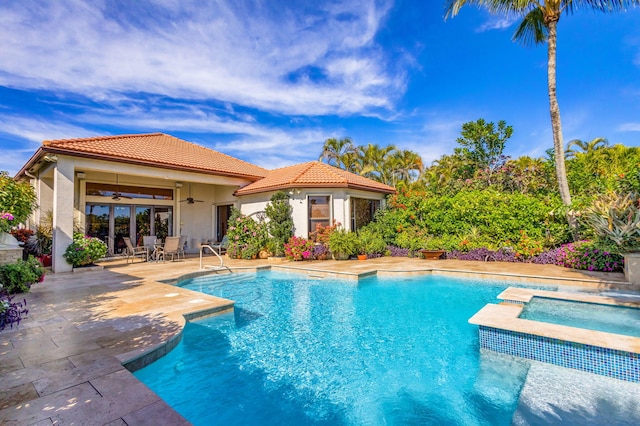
383,188,570,249
328,228,357,259
63,234,108,267
0,256,44,294
265,191,293,257
0,171,37,230
356,228,387,255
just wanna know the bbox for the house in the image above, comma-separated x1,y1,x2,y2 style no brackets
15,133,395,272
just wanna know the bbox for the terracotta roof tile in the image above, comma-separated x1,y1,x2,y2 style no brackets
235,161,396,195
42,133,267,179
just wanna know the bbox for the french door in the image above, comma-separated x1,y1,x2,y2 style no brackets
85,204,173,254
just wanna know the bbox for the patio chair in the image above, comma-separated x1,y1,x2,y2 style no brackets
210,235,229,254
156,236,181,262
123,237,148,263
178,235,188,260
142,235,157,251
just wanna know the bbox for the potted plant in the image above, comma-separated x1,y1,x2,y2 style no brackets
357,228,386,260
328,228,357,260
419,237,446,260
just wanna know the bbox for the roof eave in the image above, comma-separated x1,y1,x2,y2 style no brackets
15,147,47,180
235,182,395,196
42,148,268,180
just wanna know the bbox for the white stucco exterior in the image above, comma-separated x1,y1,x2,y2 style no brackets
239,188,387,237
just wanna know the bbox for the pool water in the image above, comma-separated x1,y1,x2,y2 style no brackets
519,297,640,338
134,271,535,425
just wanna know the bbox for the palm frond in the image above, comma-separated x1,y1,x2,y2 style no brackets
512,8,547,46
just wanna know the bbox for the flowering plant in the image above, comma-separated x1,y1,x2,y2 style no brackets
284,236,315,260
63,234,108,267
226,209,268,259
555,240,623,272
0,212,14,233
514,230,543,260
310,220,340,243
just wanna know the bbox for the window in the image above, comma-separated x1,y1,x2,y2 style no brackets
308,195,331,237
351,198,380,231
86,183,173,200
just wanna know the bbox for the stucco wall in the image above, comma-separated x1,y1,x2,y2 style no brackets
238,188,388,237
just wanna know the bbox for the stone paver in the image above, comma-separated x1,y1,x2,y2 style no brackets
0,255,632,424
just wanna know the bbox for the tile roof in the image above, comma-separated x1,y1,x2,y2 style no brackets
41,133,268,179
235,161,396,195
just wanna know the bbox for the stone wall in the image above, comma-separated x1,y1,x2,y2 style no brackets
0,247,22,266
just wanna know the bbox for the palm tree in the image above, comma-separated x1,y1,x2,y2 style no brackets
357,143,398,184
566,137,609,158
319,137,358,170
391,149,424,185
445,0,639,208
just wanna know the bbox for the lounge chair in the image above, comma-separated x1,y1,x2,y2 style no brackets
156,236,181,262
123,237,148,263
210,235,229,254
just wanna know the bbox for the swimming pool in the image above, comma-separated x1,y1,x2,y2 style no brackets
134,271,538,425
519,297,640,338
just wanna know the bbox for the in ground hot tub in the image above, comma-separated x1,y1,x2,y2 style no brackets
469,288,640,382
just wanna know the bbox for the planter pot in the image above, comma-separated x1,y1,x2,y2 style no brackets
357,254,367,261
333,252,350,261
38,254,52,267
0,232,19,247
420,249,445,260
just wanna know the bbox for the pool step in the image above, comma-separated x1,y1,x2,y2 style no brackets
189,273,255,287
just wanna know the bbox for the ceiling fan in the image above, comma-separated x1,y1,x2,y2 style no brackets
180,183,204,204
112,174,132,201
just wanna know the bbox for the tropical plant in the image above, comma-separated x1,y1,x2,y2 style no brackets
0,256,44,294
0,171,37,231
63,234,108,267
445,0,640,211
328,228,358,260
566,137,609,158
581,192,640,253
265,191,294,257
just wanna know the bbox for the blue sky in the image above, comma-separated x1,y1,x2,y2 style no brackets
1,1,639,176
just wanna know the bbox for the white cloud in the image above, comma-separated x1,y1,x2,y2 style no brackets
619,123,640,132
0,114,96,145
477,15,519,32
0,0,400,116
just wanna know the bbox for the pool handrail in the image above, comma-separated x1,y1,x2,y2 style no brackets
199,244,232,273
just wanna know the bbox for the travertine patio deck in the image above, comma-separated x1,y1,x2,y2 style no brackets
0,255,632,425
